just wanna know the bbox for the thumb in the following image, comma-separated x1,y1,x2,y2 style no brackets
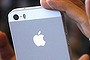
0,31,15,60
79,54,89,60
85,0,90,19
40,0,52,10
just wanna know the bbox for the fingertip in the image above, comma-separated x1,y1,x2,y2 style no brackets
79,54,89,60
0,31,8,47
40,0,52,9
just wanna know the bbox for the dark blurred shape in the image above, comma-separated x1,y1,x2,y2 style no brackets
13,14,19,20
0,0,40,47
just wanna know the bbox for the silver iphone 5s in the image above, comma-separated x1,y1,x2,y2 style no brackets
8,6,71,60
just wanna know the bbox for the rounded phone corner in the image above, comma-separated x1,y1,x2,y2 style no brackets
8,6,42,15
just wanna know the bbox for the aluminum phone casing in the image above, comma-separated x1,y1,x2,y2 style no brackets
8,6,71,60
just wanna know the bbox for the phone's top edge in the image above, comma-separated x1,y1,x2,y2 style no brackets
13,6,42,11
8,6,62,22
8,6,42,15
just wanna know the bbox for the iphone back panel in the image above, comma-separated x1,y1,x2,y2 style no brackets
8,6,70,60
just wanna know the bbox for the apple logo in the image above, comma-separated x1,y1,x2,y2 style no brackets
33,31,46,47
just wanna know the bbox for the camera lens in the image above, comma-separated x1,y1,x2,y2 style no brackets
13,14,19,20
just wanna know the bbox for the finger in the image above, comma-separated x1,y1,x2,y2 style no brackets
66,0,90,38
41,0,85,11
0,32,9,47
45,0,68,11
41,0,90,38
40,0,87,24
69,0,85,10
46,0,87,23
79,54,89,60
40,0,69,11
11,56,16,60
0,31,15,60
85,0,90,19
40,0,52,9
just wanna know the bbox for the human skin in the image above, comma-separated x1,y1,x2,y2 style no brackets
0,0,90,60
41,0,90,60
0,31,16,60
40,0,90,38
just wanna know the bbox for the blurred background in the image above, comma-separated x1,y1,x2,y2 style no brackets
0,0,90,60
